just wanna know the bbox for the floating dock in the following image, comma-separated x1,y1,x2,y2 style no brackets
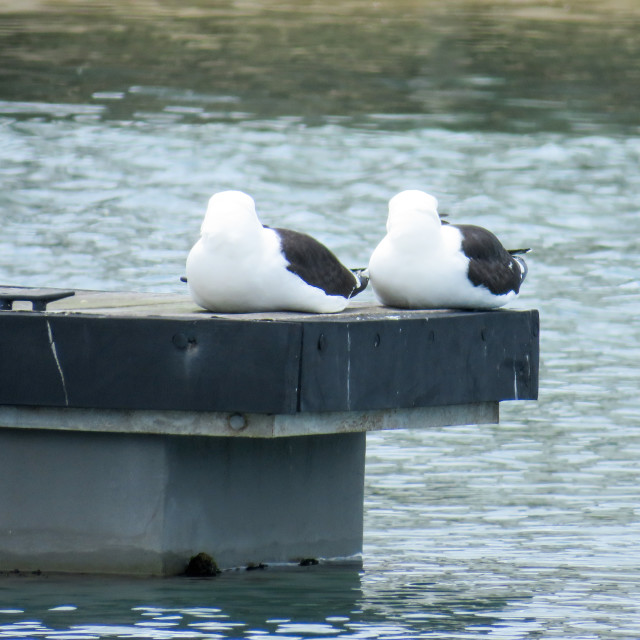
0,287,539,575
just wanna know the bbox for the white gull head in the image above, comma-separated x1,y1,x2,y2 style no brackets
386,189,440,235
200,190,262,239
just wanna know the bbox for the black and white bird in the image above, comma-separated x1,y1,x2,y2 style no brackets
368,190,528,310
185,190,368,313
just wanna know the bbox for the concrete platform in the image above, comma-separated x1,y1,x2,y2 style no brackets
0,288,539,413
0,287,539,575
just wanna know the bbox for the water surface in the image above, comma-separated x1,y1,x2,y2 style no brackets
1,1,640,638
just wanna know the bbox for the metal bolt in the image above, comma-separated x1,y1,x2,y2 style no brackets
228,413,247,431
172,333,189,349
173,333,196,349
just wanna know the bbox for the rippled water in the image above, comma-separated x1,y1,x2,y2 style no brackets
2,0,640,638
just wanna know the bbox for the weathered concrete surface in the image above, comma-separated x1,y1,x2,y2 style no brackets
0,402,498,438
0,427,365,575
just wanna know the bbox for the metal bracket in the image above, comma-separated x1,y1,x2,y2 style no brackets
0,287,75,312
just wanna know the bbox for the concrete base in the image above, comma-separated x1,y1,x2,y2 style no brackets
0,403,499,575
0,289,537,576
0,427,365,575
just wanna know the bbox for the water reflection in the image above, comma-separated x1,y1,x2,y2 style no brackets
1,0,639,132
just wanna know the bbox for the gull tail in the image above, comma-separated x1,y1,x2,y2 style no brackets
512,255,528,284
350,267,370,297
508,248,530,285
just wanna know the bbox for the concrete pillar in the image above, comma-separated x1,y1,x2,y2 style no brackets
0,427,365,575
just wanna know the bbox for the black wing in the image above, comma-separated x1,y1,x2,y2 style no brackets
457,224,528,296
272,227,368,298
